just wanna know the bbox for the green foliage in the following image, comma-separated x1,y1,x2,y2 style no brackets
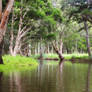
44,16,56,25
81,9,92,15
44,33,57,41
2,0,8,9
6,0,91,56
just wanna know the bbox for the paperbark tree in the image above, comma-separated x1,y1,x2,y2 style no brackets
84,21,92,57
9,7,32,56
0,0,14,64
52,40,64,62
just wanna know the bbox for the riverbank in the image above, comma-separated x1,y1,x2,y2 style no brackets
32,53,89,60
0,54,90,72
31,53,92,64
0,55,38,72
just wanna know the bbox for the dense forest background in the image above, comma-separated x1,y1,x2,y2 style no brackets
1,0,92,60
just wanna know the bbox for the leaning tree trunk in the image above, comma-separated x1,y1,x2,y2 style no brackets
52,41,64,62
84,21,91,57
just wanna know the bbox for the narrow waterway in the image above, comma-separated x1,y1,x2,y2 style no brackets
0,61,92,92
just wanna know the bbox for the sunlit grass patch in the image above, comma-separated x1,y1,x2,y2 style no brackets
31,54,58,59
0,55,38,72
43,54,58,58
63,53,89,59
33,53,89,59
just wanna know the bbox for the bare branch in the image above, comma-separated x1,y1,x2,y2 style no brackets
19,26,27,35
20,27,32,38
23,10,29,19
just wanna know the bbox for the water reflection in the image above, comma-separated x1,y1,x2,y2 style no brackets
85,64,91,92
56,62,64,92
0,62,92,92
0,72,3,80
0,72,3,92
9,72,22,92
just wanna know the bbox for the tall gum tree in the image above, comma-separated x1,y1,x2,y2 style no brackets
0,0,14,64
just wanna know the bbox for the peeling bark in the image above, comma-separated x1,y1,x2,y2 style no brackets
0,11,9,28
0,0,2,21
0,0,14,64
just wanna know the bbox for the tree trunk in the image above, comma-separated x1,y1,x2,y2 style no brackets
13,39,21,56
0,0,2,21
52,41,64,61
0,0,14,64
84,21,91,57
47,44,50,53
39,42,43,59
59,40,63,55
51,46,54,53
9,29,14,55
9,9,14,55
0,39,4,64
37,42,39,54
28,44,31,56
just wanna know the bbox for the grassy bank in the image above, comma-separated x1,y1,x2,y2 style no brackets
0,55,38,72
32,53,89,60
38,53,89,65
63,53,89,59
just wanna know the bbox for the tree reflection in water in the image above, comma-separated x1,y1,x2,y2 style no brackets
9,72,22,92
0,61,92,92
0,72,3,92
85,64,92,92
0,72,3,80
56,61,64,92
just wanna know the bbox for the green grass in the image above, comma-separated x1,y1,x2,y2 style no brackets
63,53,89,59
32,53,89,60
31,54,58,59
0,55,38,72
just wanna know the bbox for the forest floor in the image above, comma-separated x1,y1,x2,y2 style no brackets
0,55,38,72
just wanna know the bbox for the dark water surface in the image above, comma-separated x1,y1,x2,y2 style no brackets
0,61,92,92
